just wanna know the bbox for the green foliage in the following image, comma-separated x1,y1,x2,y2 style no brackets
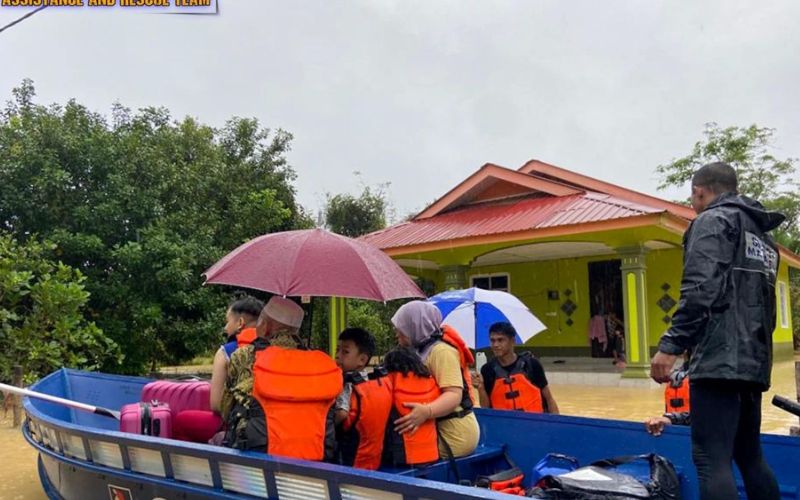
308,297,412,358
309,297,331,353
0,80,309,373
346,299,408,356
656,123,799,252
0,232,122,384
324,181,389,238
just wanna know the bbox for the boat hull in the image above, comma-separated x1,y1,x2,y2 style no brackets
21,368,800,499
35,450,229,500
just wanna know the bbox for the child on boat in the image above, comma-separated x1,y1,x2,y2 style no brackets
209,295,263,415
381,346,440,467
334,328,376,425
335,328,393,470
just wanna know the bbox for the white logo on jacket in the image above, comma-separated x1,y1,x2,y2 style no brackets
745,232,778,274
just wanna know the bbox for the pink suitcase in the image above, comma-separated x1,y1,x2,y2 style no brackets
141,380,212,415
120,401,173,438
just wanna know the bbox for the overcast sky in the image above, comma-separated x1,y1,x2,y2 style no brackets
2,1,798,220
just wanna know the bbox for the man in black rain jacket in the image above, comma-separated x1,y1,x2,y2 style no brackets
651,162,783,500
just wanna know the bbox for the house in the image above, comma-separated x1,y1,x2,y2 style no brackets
361,160,799,378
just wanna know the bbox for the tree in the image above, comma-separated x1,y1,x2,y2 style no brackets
656,123,799,252
0,80,311,373
324,180,389,237
657,122,800,347
0,232,122,384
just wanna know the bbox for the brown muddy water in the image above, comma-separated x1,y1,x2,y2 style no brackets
1,359,797,499
0,414,46,500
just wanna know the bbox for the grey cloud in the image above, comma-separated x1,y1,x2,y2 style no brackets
2,0,798,218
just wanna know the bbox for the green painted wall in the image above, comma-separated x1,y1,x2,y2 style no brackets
467,256,616,349
645,249,683,347
418,248,795,356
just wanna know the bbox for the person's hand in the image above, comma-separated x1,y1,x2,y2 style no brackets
394,402,432,434
473,372,484,390
644,416,671,436
650,351,678,383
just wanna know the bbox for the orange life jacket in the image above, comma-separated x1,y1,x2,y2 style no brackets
382,371,440,467
251,345,342,461
339,368,393,470
489,353,544,413
664,373,690,413
438,325,476,417
236,327,258,347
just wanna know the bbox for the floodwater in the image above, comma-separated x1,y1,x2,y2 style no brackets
0,360,796,499
0,414,46,500
552,358,799,434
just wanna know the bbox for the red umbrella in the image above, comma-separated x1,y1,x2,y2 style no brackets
203,228,424,301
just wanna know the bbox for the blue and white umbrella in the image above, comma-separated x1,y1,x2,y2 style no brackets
428,287,547,349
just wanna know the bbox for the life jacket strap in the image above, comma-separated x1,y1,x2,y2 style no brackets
369,366,389,379
344,371,368,385
437,434,462,484
437,408,473,422
415,331,443,354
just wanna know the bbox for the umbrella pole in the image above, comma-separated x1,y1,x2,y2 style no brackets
328,297,347,356
474,302,479,349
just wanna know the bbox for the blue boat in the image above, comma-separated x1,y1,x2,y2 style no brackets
21,368,800,499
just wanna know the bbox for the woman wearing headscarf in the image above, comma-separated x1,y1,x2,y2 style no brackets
391,301,480,458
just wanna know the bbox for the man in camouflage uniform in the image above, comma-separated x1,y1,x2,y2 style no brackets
221,296,305,449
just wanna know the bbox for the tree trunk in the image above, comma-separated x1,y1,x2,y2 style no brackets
12,365,23,427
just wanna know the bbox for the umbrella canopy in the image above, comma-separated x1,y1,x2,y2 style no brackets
428,287,546,349
203,228,425,301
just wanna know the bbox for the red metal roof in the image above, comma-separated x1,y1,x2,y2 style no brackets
361,192,664,250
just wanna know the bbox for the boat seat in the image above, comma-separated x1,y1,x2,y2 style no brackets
382,444,506,477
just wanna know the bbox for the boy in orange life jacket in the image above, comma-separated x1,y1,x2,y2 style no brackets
335,328,393,469
334,328,374,424
475,322,559,414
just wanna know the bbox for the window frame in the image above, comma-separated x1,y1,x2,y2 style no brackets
778,280,789,329
469,272,511,293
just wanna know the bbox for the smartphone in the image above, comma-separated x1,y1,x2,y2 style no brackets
475,351,487,372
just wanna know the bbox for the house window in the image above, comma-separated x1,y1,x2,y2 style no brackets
778,281,789,329
471,273,509,292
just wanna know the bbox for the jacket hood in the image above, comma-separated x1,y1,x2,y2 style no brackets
708,192,786,232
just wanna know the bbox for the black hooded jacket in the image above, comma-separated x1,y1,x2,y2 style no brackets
658,193,785,390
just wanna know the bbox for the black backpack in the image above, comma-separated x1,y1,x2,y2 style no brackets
528,454,681,500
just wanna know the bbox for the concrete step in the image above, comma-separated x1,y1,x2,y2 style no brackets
538,356,622,373
537,357,662,388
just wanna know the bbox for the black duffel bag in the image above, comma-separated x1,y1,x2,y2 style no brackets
527,453,681,500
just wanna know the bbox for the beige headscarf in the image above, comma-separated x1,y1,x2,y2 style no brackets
391,301,442,360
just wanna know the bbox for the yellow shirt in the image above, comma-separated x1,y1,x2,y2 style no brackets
425,342,480,458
